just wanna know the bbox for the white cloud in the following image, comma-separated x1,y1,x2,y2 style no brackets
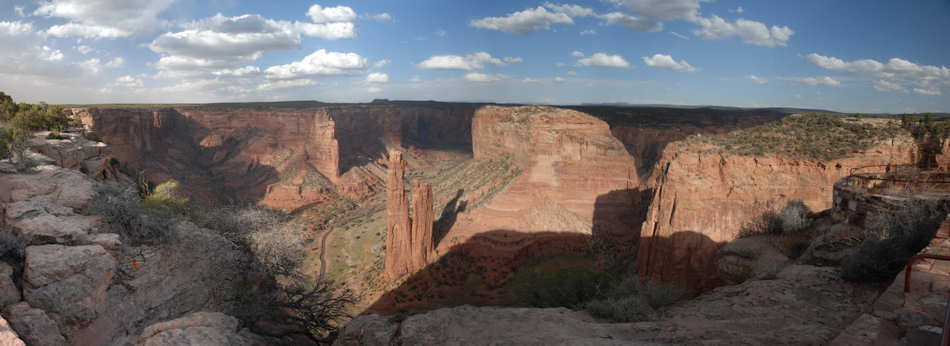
75,45,92,55
307,4,357,23
0,21,89,79
417,52,504,70
367,86,383,93
105,57,124,68
34,0,175,38
642,54,696,72
580,29,596,35
470,6,573,34
373,60,390,69
521,78,541,83
874,79,906,93
577,53,630,68
914,87,941,96
294,22,357,40
554,76,565,82
693,15,793,47
606,0,705,21
409,76,422,83
257,79,316,91
730,6,744,14
783,76,840,86
670,31,689,40
265,50,367,79
571,51,584,57
464,73,509,83
543,3,596,17
745,74,768,84
14,6,25,17
40,46,64,62
372,13,393,22
212,66,261,77
114,75,144,88
807,53,950,96
366,72,389,83
504,57,523,63
80,58,101,74
567,70,577,76
600,12,661,32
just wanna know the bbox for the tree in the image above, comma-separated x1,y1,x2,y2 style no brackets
0,92,16,122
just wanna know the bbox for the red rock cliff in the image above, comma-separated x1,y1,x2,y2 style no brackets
385,151,435,279
638,137,917,293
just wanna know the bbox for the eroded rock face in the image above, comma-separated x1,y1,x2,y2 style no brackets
0,165,95,212
638,138,916,293
385,152,435,279
138,311,267,346
4,302,66,346
22,244,116,336
29,131,117,181
0,263,21,308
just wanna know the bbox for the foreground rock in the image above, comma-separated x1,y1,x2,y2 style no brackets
138,311,268,346
4,302,66,346
339,265,870,345
0,315,25,346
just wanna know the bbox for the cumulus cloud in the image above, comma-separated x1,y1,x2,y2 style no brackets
114,75,144,88
606,0,704,21
642,54,696,72
543,3,596,17
782,76,840,86
373,59,390,69
577,53,630,68
307,4,357,23
746,74,768,84
34,0,175,38
600,12,661,32
212,66,261,77
366,72,389,83
694,15,793,47
807,53,950,96
0,21,86,78
464,73,509,83
571,51,584,57
504,57,523,63
470,6,573,34
580,29,596,35
264,49,367,79
417,52,504,70
730,6,745,14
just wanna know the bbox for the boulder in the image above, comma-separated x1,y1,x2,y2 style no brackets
10,214,98,245
0,264,20,308
138,311,265,346
0,314,25,346
22,245,115,335
799,222,864,266
716,236,789,284
4,302,66,346
0,166,95,212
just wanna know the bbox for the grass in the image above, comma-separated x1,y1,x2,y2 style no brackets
696,113,904,160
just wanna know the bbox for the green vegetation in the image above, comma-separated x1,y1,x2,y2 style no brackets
700,113,903,160
90,182,178,245
840,199,949,283
1,91,79,167
584,277,681,322
142,181,191,217
507,265,616,308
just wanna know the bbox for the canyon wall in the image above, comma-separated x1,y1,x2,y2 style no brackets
638,137,918,292
74,103,478,211
464,106,639,238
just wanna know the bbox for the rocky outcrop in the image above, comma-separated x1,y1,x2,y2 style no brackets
29,131,118,181
0,264,20,308
384,152,435,279
339,265,869,345
0,315,25,346
22,244,116,336
638,138,916,293
138,312,268,346
4,302,66,346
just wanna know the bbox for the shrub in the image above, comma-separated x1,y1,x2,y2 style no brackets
90,182,176,245
84,131,102,142
0,233,27,264
780,200,812,234
142,181,190,217
45,131,66,140
840,199,948,283
507,266,616,308
738,209,783,238
583,277,681,322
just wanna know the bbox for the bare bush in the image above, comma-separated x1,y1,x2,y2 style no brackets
780,200,812,234
89,182,176,245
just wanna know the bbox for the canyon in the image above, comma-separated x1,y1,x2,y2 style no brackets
7,101,928,344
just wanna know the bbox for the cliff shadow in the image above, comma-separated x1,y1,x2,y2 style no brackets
362,229,594,315
637,229,726,296
591,188,653,273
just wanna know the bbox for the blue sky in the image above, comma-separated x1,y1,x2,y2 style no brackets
0,0,948,113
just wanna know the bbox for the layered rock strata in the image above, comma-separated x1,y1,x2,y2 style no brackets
385,152,435,279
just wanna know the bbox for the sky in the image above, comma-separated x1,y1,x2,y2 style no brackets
0,0,948,113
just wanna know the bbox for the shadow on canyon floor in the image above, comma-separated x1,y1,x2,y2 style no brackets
361,187,653,314
434,189,466,245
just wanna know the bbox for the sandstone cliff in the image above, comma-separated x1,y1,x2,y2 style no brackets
638,135,917,292
384,151,435,279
